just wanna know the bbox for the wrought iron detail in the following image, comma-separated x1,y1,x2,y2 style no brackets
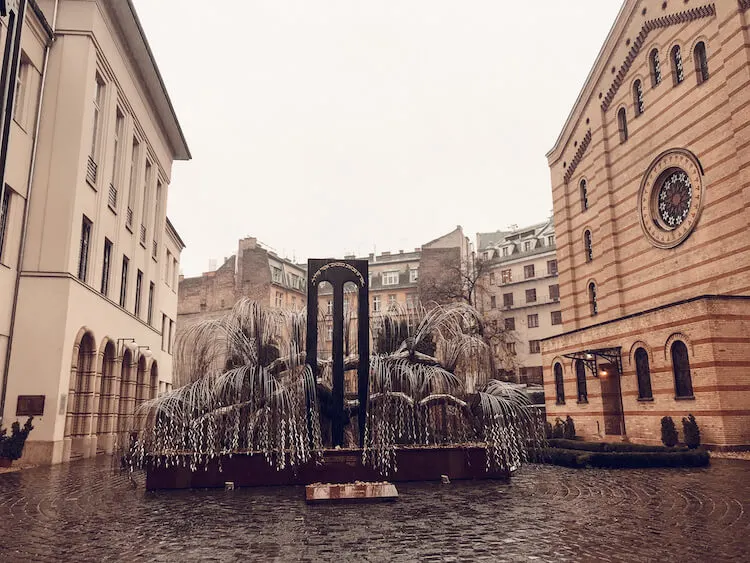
562,347,623,380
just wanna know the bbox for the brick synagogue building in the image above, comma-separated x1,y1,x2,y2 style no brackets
542,0,750,447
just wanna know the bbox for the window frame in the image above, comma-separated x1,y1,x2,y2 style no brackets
589,282,598,316
635,347,653,400
554,363,565,405
694,41,709,84
575,360,588,403
382,271,399,286
617,107,628,143
671,340,694,399
584,230,593,262
551,311,562,325
0,188,10,263
524,264,535,279
527,313,539,328
580,178,589,211
119,255,129,308
529,340,541,354
633,79,644,116
77,215,92,282
134,269,143,317
525,288,537,303
671,44,685,85
100,238,112,296
504,317,515,331
650,48,662,87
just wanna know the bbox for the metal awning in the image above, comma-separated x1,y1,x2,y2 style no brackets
561,347,623,378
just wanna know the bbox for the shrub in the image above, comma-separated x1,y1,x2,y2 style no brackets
661,416,679,447
0,417,34,461
548,438,606,452
563,416,576,440
544,421,553,440
541,447,709,469
548,438,688,453
552,418,565,439
682,414,701,449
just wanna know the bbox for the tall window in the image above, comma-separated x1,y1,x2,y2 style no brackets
13,57,30,126
111,109,124,186
584,230,593,262
153,181,162,257
0,189,10,261
671,45,685,85
100,239,112,296
617,108,628,143
523,241,531,252
650,49,662,87
168,319,174,354
77,216,92,282
141,161,152,242
388,294,397,307
161,314,168,350
554,363,565,404
575,360,588,403
373,295,381,312
549,284,560,300
501,269,512,283
524,264,535,279
551,311,562,325
90,74,104,160
547,260,558,275
633,79,644,116
635,347,653,400
119,255,129,307
409,268,418,282
589,282,598,316
694,41,709,84
490,295,497,309
503,293,513,307
527,314,539,328
135,270,143,316
502,247,509,257
529,340,540,354
580,179,589,211
525,288,537,303
504,317,515,331
127,138,140,226
147,282,155,324
672,341,693,398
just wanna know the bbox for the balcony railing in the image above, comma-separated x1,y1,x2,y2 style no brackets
108,184,118,210
139,225,146,246
86,156,98,187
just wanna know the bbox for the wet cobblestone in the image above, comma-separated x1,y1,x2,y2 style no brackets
1,457,749,562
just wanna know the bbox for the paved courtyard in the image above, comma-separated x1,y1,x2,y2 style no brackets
1,456,749,562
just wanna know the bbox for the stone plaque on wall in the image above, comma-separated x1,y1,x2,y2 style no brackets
16,395,45,416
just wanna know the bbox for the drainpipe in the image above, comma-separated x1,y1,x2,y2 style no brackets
0,0,58,424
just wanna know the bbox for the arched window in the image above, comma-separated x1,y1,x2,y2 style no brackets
554,363,565,404
617,108,628,143
694,41,709,84
580,179,589,211
584,230,593,262
635,347,653,400
650,49,662,87
671,45,685,85
671,341,693,398
588,282,598,316
633,80,644,116
575,360,588,403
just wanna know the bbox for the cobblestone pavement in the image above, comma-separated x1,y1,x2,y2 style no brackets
1,457,749,562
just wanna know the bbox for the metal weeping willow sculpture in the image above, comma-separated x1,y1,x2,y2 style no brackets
121,260,545,482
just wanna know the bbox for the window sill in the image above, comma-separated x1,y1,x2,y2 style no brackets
576,399,588,405
637,397,654,402
674,395,695,401
125,224,133,234
555,401,565,406
108,204,117,215
86,179,98,190
0,261,11,270
139,242,146,249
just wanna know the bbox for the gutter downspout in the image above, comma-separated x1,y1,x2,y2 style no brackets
0,0,58,424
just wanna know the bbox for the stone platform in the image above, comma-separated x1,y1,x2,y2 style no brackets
305,482,398,503
145,445,508,490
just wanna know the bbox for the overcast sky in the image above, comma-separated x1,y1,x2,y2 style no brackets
132,1,622,276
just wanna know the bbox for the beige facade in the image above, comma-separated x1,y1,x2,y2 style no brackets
542,0,750,446
0,0,189,465
477,220,562,384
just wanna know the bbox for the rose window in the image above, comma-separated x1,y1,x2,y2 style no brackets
657,169,692,228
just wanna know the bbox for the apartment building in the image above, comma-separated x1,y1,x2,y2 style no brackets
0,0,190,465
477,220,562,384
178,236,307,328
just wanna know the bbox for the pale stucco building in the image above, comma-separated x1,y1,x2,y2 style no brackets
0,0,190,465
477,220,562,384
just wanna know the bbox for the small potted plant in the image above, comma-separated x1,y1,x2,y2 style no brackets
0,417,34,467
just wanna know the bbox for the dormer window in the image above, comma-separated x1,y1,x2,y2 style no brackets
502,247,509,257
382,271,399,286
523,241,531,252
633,80,644,116
650,49,662,87
271,267,282,283
409,268,418,283
547,235,555,246
671,45,684,85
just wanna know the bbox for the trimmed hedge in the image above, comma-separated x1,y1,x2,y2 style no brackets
542,447,710,469
547,438,688,453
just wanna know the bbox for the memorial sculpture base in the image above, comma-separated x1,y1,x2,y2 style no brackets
145,446,509,490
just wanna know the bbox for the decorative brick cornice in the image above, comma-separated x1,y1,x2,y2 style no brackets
601,4,716,112
564,129,592,184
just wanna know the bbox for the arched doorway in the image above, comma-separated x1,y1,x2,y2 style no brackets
95,340,117,453
65,329,97,459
